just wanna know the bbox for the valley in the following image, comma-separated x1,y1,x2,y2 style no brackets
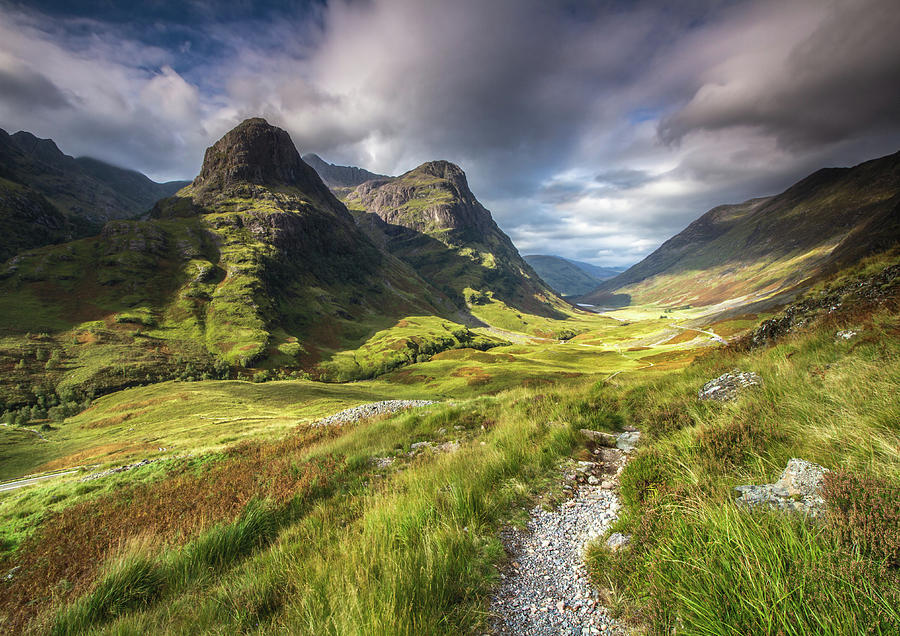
0,118,897,635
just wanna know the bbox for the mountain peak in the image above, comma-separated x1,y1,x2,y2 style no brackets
9,130,66,162
192,118,323,194
408,160,466,183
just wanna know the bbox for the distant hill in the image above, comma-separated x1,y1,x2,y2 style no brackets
302,153,388,196
580,150,900,308
342,160,568,319
524,255,623,296
567,259,625,281
0,128,188,260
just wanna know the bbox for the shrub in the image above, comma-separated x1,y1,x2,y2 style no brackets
620,450,671,514
631,401,694,438
822,470,900,566
696,407,781,471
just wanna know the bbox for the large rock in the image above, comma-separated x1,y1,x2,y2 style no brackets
615,431,641,453
698,369,762,401
580,428,617,446
735,458,828,516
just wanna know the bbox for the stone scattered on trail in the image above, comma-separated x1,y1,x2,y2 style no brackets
698,369,762,402
80,458,158,482
371,456,395,468
490,454,625,635
735,458,828,516
409,441,432,453
408,439,461,457
312,400,437,427
605,533,631,552
580,429,617,446
836,329,857,340
615,431,641,453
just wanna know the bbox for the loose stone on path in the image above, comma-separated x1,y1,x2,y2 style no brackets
311,400,437,427
490,434,631,635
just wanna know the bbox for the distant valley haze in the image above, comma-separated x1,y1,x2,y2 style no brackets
1,0,899,267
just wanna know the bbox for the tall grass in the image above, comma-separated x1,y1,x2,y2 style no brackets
52,501,280,635
654,504,900,635
60,388,602,634
587,300,900,634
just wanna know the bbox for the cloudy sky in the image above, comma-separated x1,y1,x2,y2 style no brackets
2,0,899,266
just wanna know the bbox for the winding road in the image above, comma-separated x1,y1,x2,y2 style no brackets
0,470,78,493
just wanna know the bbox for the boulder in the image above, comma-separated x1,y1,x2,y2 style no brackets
615,431,641,453
735,458,828,516
698,369,762,402
580,429,617,447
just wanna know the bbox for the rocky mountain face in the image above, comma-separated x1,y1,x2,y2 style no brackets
581,150,900,308
0,128,188,260
302,153,387,192
524,255,622,296
341,160,566,317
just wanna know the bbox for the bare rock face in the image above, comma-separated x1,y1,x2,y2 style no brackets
348,160,495,235
735,458,828,516
193,118,325,194
698,369,762,401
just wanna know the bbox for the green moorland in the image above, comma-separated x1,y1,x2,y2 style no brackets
0,251,895,634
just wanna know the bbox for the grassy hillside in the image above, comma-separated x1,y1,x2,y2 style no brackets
0,121,477,414
0,251,893,634
585,252,900,634
583,150,900,309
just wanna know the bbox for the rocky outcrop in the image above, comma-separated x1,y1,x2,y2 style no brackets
579,429,641,453
698,370,762,401
735,458,828,516
735,263,899,350
347,160,495,234
342,157,565,317
193,118,330,198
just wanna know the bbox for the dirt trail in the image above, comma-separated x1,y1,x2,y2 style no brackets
670,323,727,344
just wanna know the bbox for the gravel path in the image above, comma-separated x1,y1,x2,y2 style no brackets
490,446,629,635
311,400,437,427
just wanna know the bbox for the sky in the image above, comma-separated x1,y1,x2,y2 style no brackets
1,0,899,267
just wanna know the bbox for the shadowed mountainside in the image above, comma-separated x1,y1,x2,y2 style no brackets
301,153,388,195
0,128,188,260
524,255,623,296
581,150,900,308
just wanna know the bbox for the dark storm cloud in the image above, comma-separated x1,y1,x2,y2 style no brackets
659,0,900,149
1,0,899,266
0,66,71,111
594,168,654,190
